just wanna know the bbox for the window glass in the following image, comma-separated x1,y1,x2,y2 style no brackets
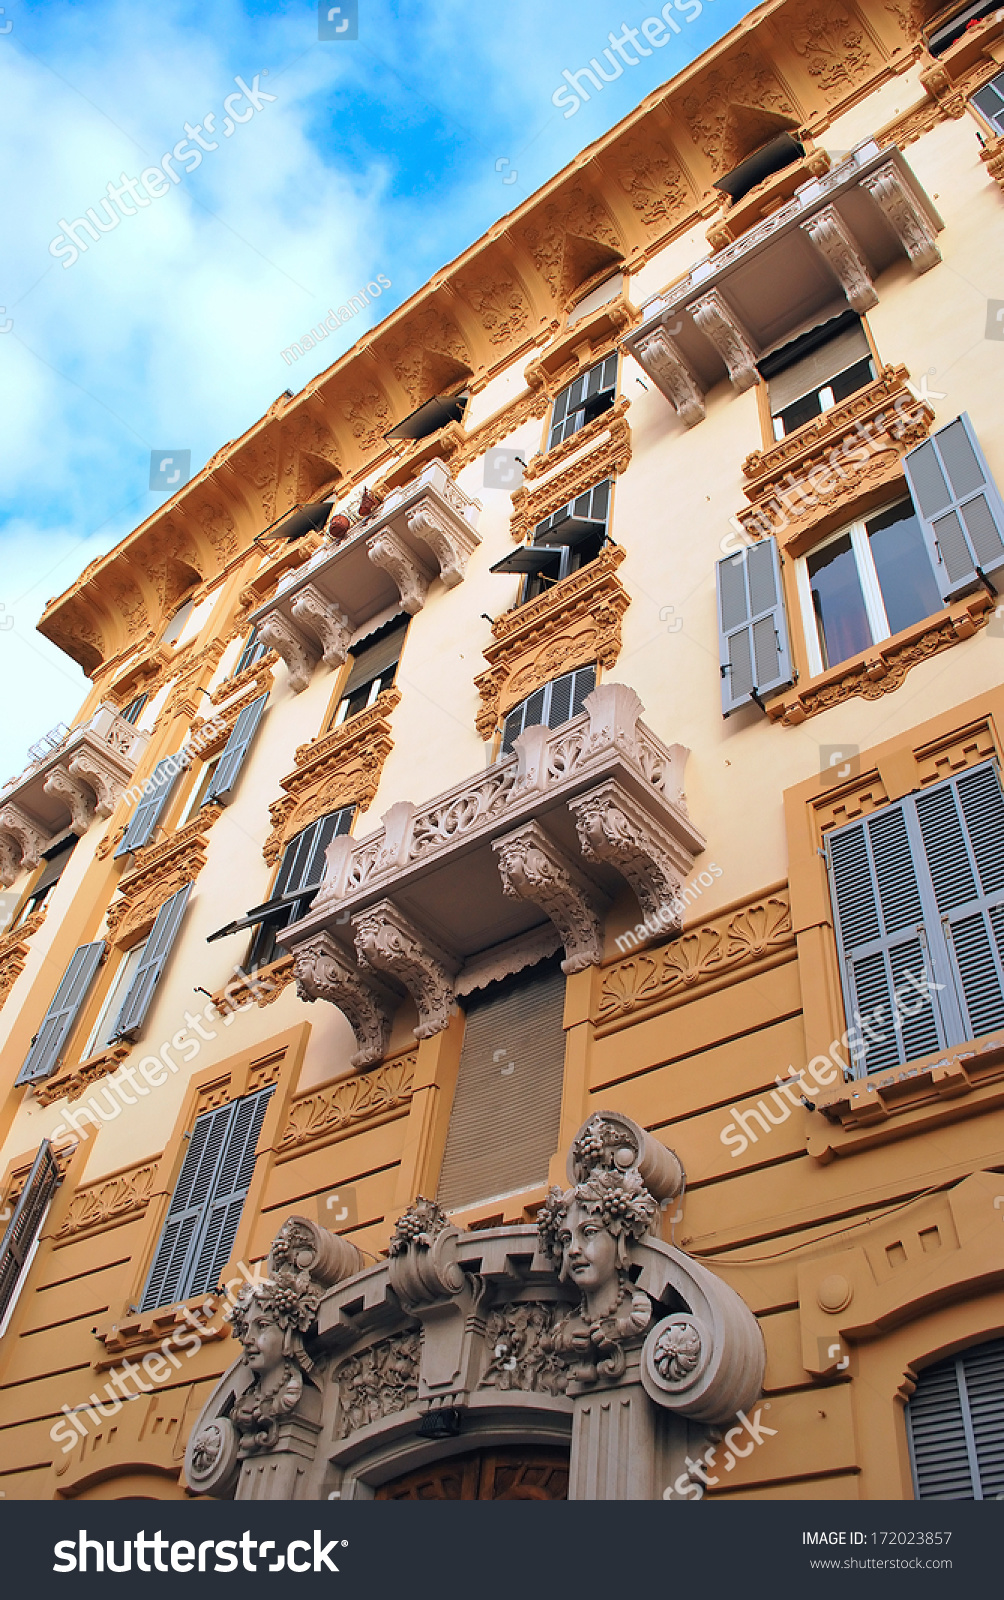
548,356,618,451
331,620,407,728
162,599,195,647
177,759,221,827
15,837,77,925
83,941,148,1058
119,693,148,725
806,534,872,670
972,69,1004,133
523,479,610,604
246,809,354,970
867,501,944,636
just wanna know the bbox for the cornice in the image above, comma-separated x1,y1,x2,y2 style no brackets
37,0,934,678
263,688,401,864
106,807,222,946
475,545,629,738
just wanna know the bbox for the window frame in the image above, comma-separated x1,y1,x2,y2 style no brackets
81,938,149,1060
547,354,619,453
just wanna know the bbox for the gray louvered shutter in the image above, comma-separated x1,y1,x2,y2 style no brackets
716,539,793,716
186,1087,274,1298
437,961,566,1212
111,883,192,1041
115,756,183,857
141,1100,238,1310
908,1337,1004,1499
15,941,105,1086
205,692,268,806
902,415,1004,603
0,1141,60,1322
826,806,946,1075
914,763,1004,1043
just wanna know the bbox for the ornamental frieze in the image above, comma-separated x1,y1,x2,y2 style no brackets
53,1159,158,1239
509,407,632,543
262,688,400,866
277,1051,416,1154
0,906,46,1014
474,545,629,739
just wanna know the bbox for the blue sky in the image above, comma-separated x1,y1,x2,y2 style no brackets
0,0,750,780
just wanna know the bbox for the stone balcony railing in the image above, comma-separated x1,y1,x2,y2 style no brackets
285,684,706,1066
623,141,943,428
0,704,149,886
250,460,482,693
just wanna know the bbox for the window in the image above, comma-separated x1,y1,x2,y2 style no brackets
548,354,618,452
82,939,148,1058
902,413,1004,603
161,598,195,647
176,760,221,828
500,664,596,756
118,693,148,726
518,481,611,606
204,692,268,806
233,627,270,678
14,942,105,1086
715,539,793,716
106,884,191,1042
972,67,1004,134
330,618,407,728
927,1,999,58
798,499,944,675
826,761,1004,1075
114,754,184,857
0,1142,60,1335
760,313,875,441
140,1088,274,1311
906,1337,1004,1499
436,957,566,1212
14,835,77,926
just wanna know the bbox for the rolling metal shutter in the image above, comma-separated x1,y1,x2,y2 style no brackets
907,1337,1004,1499
437,959,566,1212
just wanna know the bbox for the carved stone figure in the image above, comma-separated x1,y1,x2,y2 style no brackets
227,1272,323,1455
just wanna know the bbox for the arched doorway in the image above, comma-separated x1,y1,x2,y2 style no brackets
375,1445,569,1500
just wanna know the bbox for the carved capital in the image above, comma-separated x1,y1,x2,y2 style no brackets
634,327,706,426
67,748,123,818
388,1196,466,1305
352,899,457,1039
861,162,941,273
258,613,319,694
691,288,759,392
568,779,690,926
289,585,352,668
801,205,878,313
493,821,604,974
366,528,432,614
43,764,95,836
292,931,398,1069
404,502,478,588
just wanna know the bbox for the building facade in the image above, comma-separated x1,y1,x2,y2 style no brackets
1,0,1003,1502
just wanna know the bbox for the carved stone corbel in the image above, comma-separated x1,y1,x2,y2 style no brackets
258,612,320,694
0,803,49,880
387,1197,466,1307
493,820,605,974
43,765,95,836
691,289,759,392
67,748,123,818
292,930,399,1068
860,162,942,273
366,528,433,615
289,585,352,669
351,899,457,1039
404,503,478,589
0,834,21,889
568,779,690,928
801,205,878,313
634,328,706,426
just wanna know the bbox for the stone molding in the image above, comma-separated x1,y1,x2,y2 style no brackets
53,1159,158,1240
494,820,605,974
33,1042,131,1107
258,612,320,694
209,652,278,708
42,765,96,836
237,533,326,617
474,544,629,739
801,204,878,313
860,161,943,274
508,408,632,543
403,501,479,588
210,955,297,1015
352,900,458,1039
632,328,706,427
0,803,47,886
159,637,229,723
290,585,353,668
194,663,275,756
262,688,400,865
691,288,760,392
982,133,1004,195
293,931,399,1069
768,594,993,726
365,527,434,615
106,808,222,946
569,779,691,926
522,395,632,486
0,906,47,1013
597,887,794,1030
277,1051,417,1156
523,297,637,397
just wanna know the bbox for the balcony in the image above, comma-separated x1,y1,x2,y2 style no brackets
623,143,943,428
284,684,705,1066
0,705,149,885
249,461,482,693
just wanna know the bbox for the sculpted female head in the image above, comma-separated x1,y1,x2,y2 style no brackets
538,1167,658,1287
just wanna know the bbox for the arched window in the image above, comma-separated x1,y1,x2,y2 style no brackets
906,1336,1004,1499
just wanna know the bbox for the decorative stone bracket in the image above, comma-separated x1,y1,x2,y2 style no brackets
801,205,878,313
365,527,435,615
569,778,690,928
860,161,942,274
0,803,48,886
633,327,706,427
691,288,759,393
289,585,352,669
494,821,606,974
352,899,458,1039
258,613,319,695
293,930,400,1068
